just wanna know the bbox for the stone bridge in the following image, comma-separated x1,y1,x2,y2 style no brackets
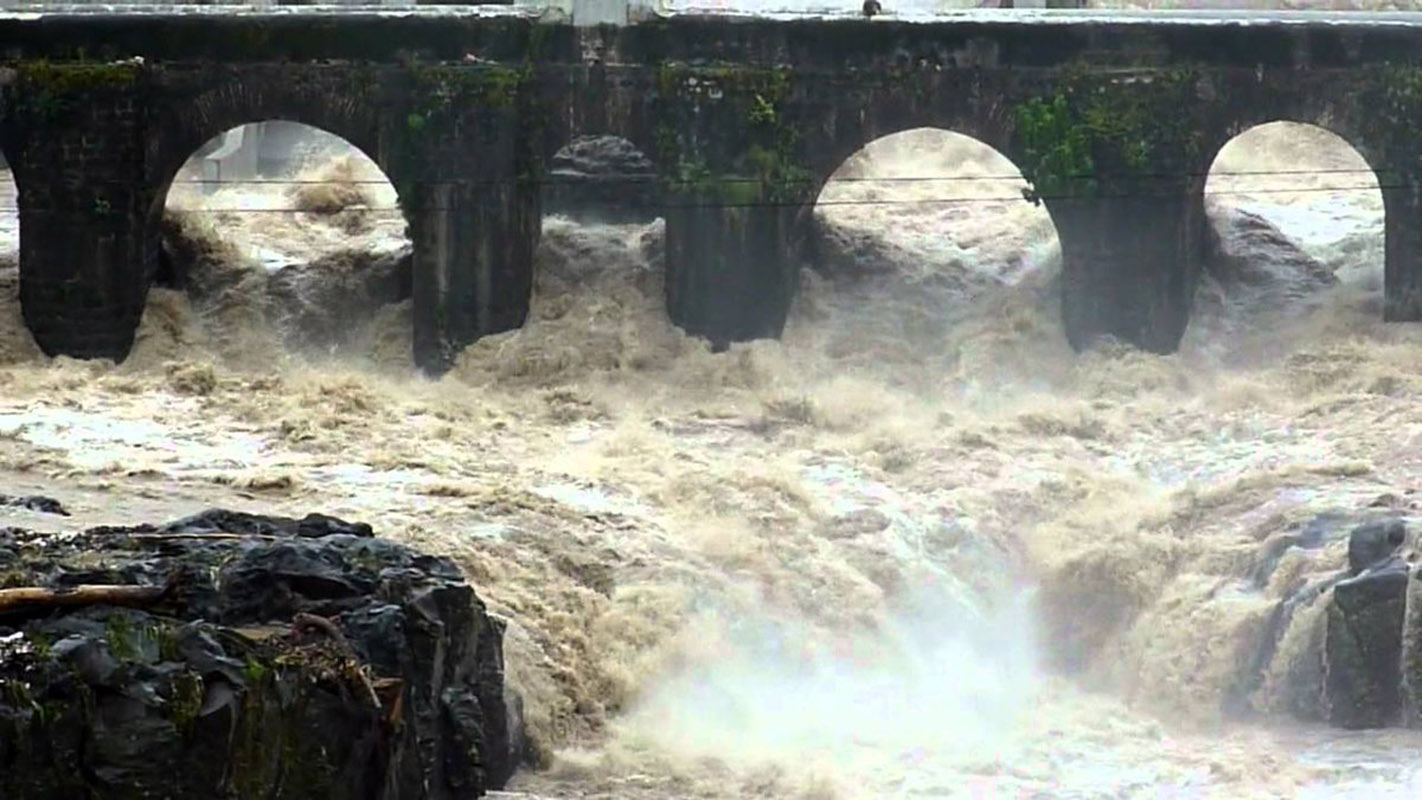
3,8,1422,372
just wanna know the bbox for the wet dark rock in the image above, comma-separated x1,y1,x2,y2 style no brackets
809,217,926,280
162,507,375,539
1348,518,1408,576
0,509,522,798
1324,554,1410,729
1238,516,1412,725
1204,203,1339,301
543,135,659,224
0,494,69,516
1249,510,1352,589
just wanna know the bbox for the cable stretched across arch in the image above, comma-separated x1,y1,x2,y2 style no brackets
150,121,415,366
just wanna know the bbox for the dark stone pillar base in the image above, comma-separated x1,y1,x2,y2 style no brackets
410,181,538,375
1049,186,1201,354
19,212,149,362
1384,184,1422,322
663,201,799,347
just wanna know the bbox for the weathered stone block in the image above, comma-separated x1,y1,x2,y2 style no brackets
1324,557,1410,729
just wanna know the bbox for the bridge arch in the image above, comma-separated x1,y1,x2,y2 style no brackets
803,127,1062,362
152,121,412,362
151,77,392,204
1187,120,1385,353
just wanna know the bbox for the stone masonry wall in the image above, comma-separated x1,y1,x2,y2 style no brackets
1,13,1422,368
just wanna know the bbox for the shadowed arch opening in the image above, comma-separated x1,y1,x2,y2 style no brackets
150,121,413,367
0,148,34,363
804,128,1063,381
1185,121,1384,361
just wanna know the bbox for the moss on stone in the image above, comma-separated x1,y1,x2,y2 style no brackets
10,59,142,122
656,62,811,204
409,63,528,117
15,59,142,93
168,671,205,736
104,613,138,660
1356,63,1422,181
1013,65,1203,201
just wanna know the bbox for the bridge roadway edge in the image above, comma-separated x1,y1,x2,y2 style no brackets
0,10,1421,370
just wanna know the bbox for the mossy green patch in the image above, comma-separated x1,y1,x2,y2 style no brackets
1013,66,1203,201
1356,63,1422,182
409,63,527,118
12,59,143,122
15,59,142,93
656,62,812,205
168,671,205,736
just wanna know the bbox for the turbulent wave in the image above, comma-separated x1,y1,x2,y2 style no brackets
0,120,1420,798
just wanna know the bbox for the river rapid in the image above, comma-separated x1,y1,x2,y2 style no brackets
1,123,1420,799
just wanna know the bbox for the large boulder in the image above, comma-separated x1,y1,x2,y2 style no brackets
1323,520,1411,729
1203,202,1340,302
0,509,523,798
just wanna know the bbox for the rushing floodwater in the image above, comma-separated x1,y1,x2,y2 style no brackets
1,122,1421,799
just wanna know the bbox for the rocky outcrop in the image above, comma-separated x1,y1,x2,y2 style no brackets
1235,513,1422,729
0,508,523,798
0,494,68,516
542,135,659,225
1324,551,1410,729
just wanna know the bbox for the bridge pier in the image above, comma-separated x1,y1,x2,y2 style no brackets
409,179,539,374
1051,185,1202,354
19,204,151,362
1383,183,1422,322
663,200,800,348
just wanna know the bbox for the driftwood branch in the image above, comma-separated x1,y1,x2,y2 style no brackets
0,584,167,614
124,533,280,542
292,612,383,711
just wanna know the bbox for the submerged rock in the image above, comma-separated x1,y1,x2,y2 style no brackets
0,494,68,516
0,509,523,798
1241,514,1418,728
